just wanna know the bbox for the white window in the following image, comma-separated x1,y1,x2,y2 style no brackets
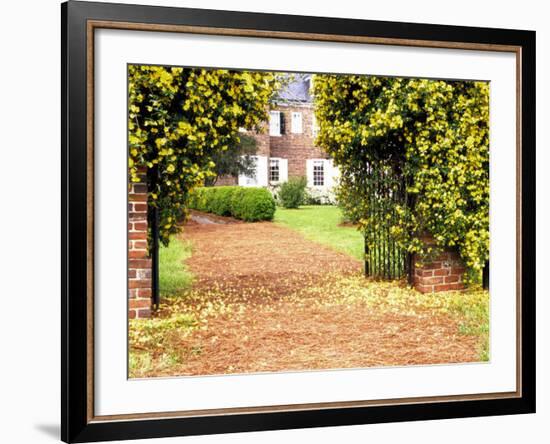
269,111,281,136
291,112,302,134
270,159,280,183
313,160,325,186
269,158,288,184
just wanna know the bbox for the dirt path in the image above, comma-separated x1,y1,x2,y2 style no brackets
148,213,480,377
183,212,361,300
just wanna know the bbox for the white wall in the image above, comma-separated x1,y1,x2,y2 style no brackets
0,1,547,443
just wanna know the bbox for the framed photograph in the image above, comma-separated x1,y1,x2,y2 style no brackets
61,1,535,442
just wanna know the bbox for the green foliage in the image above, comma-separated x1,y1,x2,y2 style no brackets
159,239,194,297
234,187,277,222
189,186,276,222
189,186,236,216
205,135,258,186
128,65,280,245
334,182,362,223
231,187,276,221
278,177,307,208
312,75,490,272
274,205,364,260
210,187,238,216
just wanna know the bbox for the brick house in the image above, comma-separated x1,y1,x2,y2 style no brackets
218,74,339,200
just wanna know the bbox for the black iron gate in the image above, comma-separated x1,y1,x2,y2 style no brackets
361,158,412,282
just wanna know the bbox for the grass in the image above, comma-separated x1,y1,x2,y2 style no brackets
129,312,198,378
131,235,245,377
159,238,194,297
129,239,196,377
274,205,364,261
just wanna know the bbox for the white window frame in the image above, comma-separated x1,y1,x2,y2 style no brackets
269,158,288,184
269,111,281,136
269,158,280,183
313,160,325,187
291,112,302,134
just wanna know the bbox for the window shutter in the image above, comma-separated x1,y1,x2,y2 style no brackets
269,111,280,136
291,112,302,133
306,159,314,187
238,155,258,186
280,158,288,183
325,159,333,188
280,112,285,135
256,156,269,186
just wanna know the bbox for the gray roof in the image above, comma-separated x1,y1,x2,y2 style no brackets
274,73,312,104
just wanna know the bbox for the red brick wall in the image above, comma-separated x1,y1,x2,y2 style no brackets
215,175,238,186
218,107,326,182
413,249,466,293
250,121,270,156
269,105,327,178
128,170,152,318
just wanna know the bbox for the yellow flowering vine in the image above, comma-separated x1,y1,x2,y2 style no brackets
313,75,489,272
129,65,279,245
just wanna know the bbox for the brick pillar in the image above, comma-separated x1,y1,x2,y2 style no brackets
128,170,152,318
413,236,466,293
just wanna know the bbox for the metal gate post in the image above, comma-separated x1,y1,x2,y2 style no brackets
482,260,489,290
148,166,160,310
364,233,369,276
407,252,414,286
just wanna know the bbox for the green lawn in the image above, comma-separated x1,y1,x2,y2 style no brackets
274,205,364,261
159,239,194,297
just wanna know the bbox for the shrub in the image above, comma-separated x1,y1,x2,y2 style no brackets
189,186,275,222
188,187,208,212
229,187,246,218
334,183,361,223
278,177,307,208
231,187,276,221
208,186,238,216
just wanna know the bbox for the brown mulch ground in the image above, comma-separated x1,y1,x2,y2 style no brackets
141,214,480,377
166,303,479,376
183,214,361,301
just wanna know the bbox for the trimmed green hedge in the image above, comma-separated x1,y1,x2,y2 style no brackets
189,186,275,222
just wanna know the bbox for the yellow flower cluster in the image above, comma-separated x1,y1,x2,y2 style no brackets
313,75,489,272
128,66,278,245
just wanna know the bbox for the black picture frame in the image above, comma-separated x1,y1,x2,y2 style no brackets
61,1,536,442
